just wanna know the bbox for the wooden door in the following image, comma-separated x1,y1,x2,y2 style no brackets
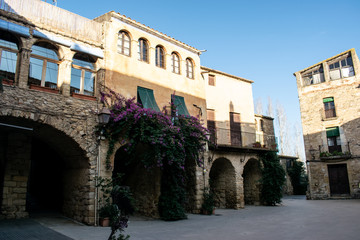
328,164,350,195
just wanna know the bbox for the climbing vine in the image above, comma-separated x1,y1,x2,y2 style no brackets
258,151,286,206
98,89,209,220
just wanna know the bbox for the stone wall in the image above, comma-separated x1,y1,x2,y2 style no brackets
0,85,100,224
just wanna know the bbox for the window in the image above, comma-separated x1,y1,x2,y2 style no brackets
329,55,354,80
260,119,265,131
208,74,215,86
137,86,160,111
171,52,180,74
230,112,241,146
171,95,190,116
323,97,336,118
71,53,96,96
29,42,59,89
0,31,18,81
326,127,342,153
186,58,194,79
117,31,130,56
138,38,148,62
302,65,325,86
155,46,165,68
207,109,216,145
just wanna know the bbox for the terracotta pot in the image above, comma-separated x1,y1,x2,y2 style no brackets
99,217,110,227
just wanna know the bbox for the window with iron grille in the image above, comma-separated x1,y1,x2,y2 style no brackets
323,97,336,118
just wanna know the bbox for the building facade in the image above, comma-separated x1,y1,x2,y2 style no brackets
0,0,277,224
294,48,360,199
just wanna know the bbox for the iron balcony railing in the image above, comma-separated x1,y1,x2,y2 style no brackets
208,127,277,151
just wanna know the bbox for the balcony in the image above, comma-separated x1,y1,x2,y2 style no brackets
208,127,277,151
310,142,352,161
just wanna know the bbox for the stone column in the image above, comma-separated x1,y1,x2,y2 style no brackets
16,47,32,89
59,58,72,97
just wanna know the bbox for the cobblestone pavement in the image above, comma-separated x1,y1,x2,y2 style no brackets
1,196,360,240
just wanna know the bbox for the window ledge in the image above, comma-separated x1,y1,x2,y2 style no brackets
320,154,352,161
2,79,14,86
29,84,59,94
71,92,96,101
322,116,338,121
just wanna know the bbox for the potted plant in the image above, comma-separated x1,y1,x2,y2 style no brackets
253,142,261,148
98,203,117,227
201,187,215,215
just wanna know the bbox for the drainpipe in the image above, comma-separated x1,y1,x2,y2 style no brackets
94,141,101,226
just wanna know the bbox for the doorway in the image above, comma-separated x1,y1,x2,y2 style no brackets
328,164,350,196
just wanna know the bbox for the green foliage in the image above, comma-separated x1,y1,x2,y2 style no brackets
99,89,209,221
320,151,350,157
95,174,134,240
201,187,215,214
158,163,187,221
287,161,308,195
258,151,286,206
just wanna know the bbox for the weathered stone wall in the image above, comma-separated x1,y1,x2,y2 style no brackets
295,49,360,199
308,159,360,199
0,85,100,224
1,133,32,219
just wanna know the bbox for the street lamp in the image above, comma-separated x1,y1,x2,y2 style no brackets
309,147,316,160
98,107,111,125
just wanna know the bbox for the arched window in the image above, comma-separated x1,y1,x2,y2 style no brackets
29,42,59,89
138,38,148,62
117,31,130,56
155,45,165,68
71,53,96,96
171,52,180,74
0,31,18,81
186,58,194,79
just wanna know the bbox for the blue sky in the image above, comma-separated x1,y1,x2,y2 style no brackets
55,0,360,145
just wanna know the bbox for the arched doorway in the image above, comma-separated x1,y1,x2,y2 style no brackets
243,158,261,205
209,158,237,208
0,117,90,221
112,145,161,218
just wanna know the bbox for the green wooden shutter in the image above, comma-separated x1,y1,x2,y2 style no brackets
173,95,190,116
137,86,160,112
323,97,334,103
326,127,340,137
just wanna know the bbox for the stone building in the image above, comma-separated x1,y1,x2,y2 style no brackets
202,67,277,207
0,0,277,224
294,48,360,199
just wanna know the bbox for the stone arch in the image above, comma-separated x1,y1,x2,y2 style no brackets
242,158,262,205
112,144,161,218
209,157,237,208
0,115,94,223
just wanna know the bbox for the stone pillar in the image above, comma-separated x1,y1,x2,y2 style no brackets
96,68,105,98
16,47,32,89
1,133,32,219
59,58,72,97
323,63,330,82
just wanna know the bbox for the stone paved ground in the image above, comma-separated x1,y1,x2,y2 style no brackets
1,196,360,240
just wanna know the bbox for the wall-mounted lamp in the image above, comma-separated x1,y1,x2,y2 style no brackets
98,107,111,125
309,147,316,160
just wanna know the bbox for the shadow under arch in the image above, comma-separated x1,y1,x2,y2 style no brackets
0,116,90,222
242,158,262,205
112,145,162,218
209,157,237,208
